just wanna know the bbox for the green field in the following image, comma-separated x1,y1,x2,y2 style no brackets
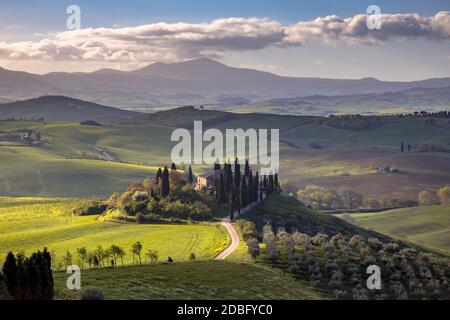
54,261,321,300
0,197,229,268
2,113,450,199
341,205,450,256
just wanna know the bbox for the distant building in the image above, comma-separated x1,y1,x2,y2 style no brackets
195,169,222,191
376,166,399,173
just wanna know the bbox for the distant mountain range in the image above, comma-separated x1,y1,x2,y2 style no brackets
237,86,450,116
1,58,450,110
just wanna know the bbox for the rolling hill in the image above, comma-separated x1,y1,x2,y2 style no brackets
54,261,321,300
343,205,450,256
1,105,450,199
1,58,450,109
0,96,143,123
234,86,450,116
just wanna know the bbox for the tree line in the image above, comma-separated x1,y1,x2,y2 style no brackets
247,225,450,300
213,158,280,220
1,249,54,300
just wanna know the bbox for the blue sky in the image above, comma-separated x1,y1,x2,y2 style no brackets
0,0,449,80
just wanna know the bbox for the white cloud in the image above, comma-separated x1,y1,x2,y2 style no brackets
0,12,448,69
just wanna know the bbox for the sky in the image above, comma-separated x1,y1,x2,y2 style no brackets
0,0,449,80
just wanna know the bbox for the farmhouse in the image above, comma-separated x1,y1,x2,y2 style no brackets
376,166,400,173
195,169,222,191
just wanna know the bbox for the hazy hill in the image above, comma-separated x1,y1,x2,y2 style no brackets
0,96,143,123
1,59,450,109
239,86,450,115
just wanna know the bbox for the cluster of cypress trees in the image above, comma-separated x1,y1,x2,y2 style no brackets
214,159,280,220
155,166,171,198
1,249,54,300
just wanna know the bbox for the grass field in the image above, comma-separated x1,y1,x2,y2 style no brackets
0,197,229,268
341,205,450,256
2,114,450,200
54,261,321,300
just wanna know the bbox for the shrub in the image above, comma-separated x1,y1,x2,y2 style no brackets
135,213,146,224
237,220,258,240
73,200,108,216
79,287,105,300
247,238,261,260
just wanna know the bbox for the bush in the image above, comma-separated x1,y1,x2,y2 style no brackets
237,220,258,240
79,287,105,300
135,213,146,224
73,200,108,216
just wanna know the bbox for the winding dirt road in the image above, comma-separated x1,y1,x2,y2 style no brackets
215,217,240,260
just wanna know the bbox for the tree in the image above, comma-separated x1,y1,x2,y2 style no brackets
254,171,259,202
274,173,279,194
214,161,221,171
145,249,159,264
263,225,279,263
2,252,18,299
189,253,196,261
117,247,126,266
155,168,162,184
436,185,450,205
240,175,247,209
401,142,405,153
131,241,143,264
108,245,124,266
63,250,73,268
244,159,250,177
408,144,411,152
229,187,235,221
217,173,226,204
161,166,170,198
95,245,107,267
0,271,10,300
188,165,193,184
267,174,274,195
76,247,88,270
341,190,363,209
247,170,254,204
234,158,241,190
247,238,260,260
171,162,177,170
418,190,436,206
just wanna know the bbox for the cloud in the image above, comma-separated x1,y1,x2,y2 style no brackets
284,12,450,45
0,12,448,69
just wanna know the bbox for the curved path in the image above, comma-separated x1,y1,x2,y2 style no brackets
215,217,240,260
215,199,264,260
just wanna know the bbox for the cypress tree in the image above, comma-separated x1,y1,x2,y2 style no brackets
247,170,253,204
244,159,250,177
2,252,18,299
188,165,193,184
234,158,241,190
40,248,54,300
254,171,259,202
268,174,274,195
214,161,221,171
218,173,226,204
229,186,235,221
171,162,177,170
155,168,162,184
259,179,263,201
274,173,279,194
240,175,247,209
161,166,170,198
